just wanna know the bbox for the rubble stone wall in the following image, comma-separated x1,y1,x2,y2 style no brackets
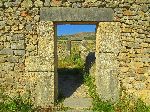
0,0,150,107
57,40,95,61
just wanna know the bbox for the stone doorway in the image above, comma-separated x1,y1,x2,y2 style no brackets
55,22,97,109
25,7,120,108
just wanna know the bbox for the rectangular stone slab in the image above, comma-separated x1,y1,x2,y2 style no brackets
40,7,113,21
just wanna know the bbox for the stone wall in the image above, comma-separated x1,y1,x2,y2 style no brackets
57,40,95,61
0,0,150,108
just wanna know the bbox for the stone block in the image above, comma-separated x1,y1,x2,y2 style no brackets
50,0,62,6
134,82,146,90
96,22,121,53
44,0,50,6
26,44,37,52
120,67,129,73
96,53,119,69
123,10,134,16
26,72,54,107
135,74,147,81
40,7,113,21
63,98,92,109
141,43,148,47
25,56,54,72
7,56,19,63
1,62,14,71
21,0,33,8
0,55,7,63
0,21,5,29
14,63,25,72
11,40,25,50
95,69,120,102
14,50,25,56
8,34,24,41
0,48,13,55
129,61,144,69
34,0,43,7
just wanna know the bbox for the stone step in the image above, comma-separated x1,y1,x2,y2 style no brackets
63,98,93,109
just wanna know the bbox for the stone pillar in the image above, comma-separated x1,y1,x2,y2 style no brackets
25,21,56,107
95,22,121,102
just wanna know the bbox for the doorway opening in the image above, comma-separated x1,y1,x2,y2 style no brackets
55,22,97,106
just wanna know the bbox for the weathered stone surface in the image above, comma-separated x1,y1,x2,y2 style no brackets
96,69,120,102
96,53,119,69
21,0,32,8
96,22,121,53
11,40,25,50
1,62,14,71
34,0,43,7
1,0,150,108
8,34,24,41
26,72,54,107
0,48,13,55
4,1,13,7
96,22,121,102
72,2,82,8
0,55,7,63
63,98,92,109
44,0,50,6
0,21,5,29
40,7,114,21
134,82,146,90
7,56,19,63
14,50,25,56
25,56,54,71
34,15,40,21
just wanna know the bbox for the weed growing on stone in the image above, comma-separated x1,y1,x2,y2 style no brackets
83,74,150,112
114,91,150,112
83,73,115,112
0,92,36,112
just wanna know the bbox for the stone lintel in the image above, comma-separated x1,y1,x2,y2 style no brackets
40,7,114,21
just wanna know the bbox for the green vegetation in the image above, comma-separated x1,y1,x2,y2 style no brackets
58,52,150,112
58,53,84,69
0,92,36,112
57,35,96,40
83,36,96,40
84,74,150,112
84,74,115,112
2,52,149,112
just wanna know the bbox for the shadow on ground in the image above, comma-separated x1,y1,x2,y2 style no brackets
57,68,84,99
57,52,96,101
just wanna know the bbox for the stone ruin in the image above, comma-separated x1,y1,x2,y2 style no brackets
0,0,150,108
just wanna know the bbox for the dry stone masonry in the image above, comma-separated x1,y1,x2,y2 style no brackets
57,40,95,61
0,0,150,108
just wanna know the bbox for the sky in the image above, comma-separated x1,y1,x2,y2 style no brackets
57,24,96,36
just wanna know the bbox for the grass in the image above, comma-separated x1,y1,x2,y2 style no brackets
83,74,150,112
0,91,36,112
58,53,150,112
58,52,84,69
1,53,150,112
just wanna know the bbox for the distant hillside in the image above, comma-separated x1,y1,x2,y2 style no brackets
58,32,96,40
